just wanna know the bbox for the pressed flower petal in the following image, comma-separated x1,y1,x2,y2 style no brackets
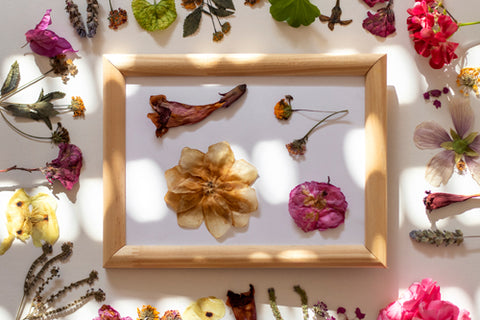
425,150,456,187
30,193,59,247
465,156,480,186
165,191,203,213
178,147,208,179
225,159,259,185
202,196,232,238
449,97,474,138
165,167,203,193
206,141,235,177
217,187,258,213
414,121,451,149
231,212,250,228
183,297,226,320
177,205,204,229
0,234,15,255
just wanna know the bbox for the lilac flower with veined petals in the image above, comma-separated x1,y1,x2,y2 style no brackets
25,9,77,57
413,97,480,187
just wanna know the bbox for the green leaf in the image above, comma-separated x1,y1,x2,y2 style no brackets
269,0,320,27
1,61,20,96
183,6,203,37
132,0,177,31
208,5,234,17
211,0,235,10
39,91,66,103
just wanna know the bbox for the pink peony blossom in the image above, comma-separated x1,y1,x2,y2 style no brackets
41,143,83,190
377,278,471,320
25,9,77,57
288,180,348,232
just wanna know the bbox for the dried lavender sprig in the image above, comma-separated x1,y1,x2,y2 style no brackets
268,288,284,320
25,288,105,320
65,0,87,37
45,271,98,305
86,0,99,37
293,285,309,320
409,229,465,246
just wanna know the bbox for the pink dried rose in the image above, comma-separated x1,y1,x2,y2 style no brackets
377,278,471,320
41,143,83,190
423,190,480,212
288,179,348,232
362,1,395,37
93,304,133,320
25,9,77,58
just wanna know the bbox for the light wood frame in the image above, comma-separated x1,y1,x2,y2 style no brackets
103,54,387,268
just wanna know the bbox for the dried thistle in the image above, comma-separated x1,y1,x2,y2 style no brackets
16,242,105,320
409,229,465,246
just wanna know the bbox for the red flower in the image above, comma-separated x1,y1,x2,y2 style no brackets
407,0,459,69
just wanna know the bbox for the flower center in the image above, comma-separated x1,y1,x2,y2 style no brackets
453,138,469,154
302,189,327,210
203,180,217,195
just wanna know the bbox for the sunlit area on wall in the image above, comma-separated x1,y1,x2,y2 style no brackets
343,128,365,189
78,178,103,242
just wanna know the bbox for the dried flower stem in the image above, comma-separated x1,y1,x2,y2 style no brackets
0,111,53,141
0,70,52,103
293,285,309,320
301,109,348,141
268,288,284,320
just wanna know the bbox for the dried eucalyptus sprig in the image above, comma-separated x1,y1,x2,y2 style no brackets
16,242,105,320
409,229,469,246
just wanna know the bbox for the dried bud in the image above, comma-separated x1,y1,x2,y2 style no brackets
423,190,479,212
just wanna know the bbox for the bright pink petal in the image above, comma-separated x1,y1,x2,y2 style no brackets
36,9,52,31
418,300,459,320
425,150,455,187
414,121,451,149
449,97,473,138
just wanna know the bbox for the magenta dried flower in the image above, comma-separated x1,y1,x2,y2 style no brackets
94,304,133,320
362,1,395,37
363,0,387,7
423,190,480,213
41,143,83,190
288,179,348,232
25,9,77,58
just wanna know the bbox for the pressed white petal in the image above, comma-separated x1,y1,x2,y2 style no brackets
177,205,204,229
413,121,451,149
225,159,258,185
449,97,473,138
425,150,456,187
231,212,250,228
165,167,203,193
178,147,208,179
206,141,235,177
218,187,258,213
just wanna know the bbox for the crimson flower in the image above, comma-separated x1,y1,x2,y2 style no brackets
25,9,77,58
407,1,459,69
41,143,83,190
363,0,388,7
363,1,396,37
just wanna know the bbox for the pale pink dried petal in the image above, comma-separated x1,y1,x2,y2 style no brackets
425,150,455,187
448,97,473,138
413,121,451,149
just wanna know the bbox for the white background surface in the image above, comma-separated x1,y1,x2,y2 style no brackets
1,0,480,319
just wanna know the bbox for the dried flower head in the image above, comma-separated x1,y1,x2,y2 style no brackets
213,31,224,42
423,190,480,212
362,1,395,37
274,95,293,120
410,229,464,246
51,122,71,144
49,54,78,83
94,304,133,320
138,305,160,320
457,67,480,97
226,284,256,320
70,96,86,117
161,310,183,320
165,141,258,239
108,8,128,29
41,143,83,190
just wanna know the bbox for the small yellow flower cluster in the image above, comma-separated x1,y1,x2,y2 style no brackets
70,96,86,118
457,67,480,97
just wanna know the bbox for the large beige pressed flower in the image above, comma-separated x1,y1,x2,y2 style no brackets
165,141,258,239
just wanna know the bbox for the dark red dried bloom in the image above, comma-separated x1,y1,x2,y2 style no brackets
423,190,480,212
226,284,257,320
41,143,83,190
362,2,396,37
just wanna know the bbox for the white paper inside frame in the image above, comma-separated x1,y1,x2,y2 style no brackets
124,75,365,246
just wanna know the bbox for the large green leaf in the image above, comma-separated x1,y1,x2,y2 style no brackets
132,0,177,31
269,0,320,27
1,61,20,96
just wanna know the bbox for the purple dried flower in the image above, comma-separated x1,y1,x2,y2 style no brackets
430,89,442,97
337,307,346,314
362,2,395,37
423,92,430,100
443,87,450,94
355,307,366,319
94,304,133,320
433,99,442,109
41,143,83,190
288,180,348,232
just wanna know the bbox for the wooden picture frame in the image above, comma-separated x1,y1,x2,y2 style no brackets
103,54,387,268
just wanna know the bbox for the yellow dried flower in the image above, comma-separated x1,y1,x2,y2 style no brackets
70,96,86,117
137,305,160,320
457,67,480,97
